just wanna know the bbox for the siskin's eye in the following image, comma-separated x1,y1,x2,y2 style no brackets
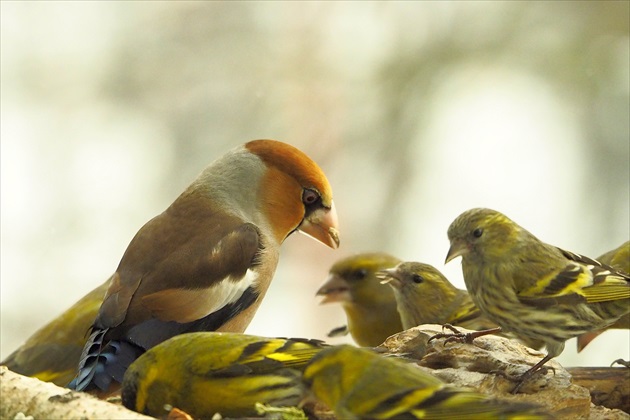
411,274,424,284
355,268,368,280
472,228,483,238
302,189,320,205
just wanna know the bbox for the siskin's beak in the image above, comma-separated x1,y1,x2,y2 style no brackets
445,239,468,264
298,200,340,249
376,268,401,288
315,273,349,304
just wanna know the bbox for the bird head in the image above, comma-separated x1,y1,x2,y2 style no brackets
316,253,400,305
245,140,340,249
378,261,461,313
445,208,521,264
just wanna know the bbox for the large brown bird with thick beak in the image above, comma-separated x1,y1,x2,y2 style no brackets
67,139,339,394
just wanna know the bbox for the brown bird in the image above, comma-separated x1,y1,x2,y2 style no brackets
67,139,340,395
316,253,403,347
1,279,110,386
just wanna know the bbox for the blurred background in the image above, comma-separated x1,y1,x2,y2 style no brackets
1,1,628,367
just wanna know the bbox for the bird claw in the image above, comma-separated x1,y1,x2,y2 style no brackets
428,324,501,345
510,362,555,394
610,359,630,368
428,324,465,344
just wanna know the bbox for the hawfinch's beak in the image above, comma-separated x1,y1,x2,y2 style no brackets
299,201,340,249
376,268,401,288
445,239,468,264
316,273,348,304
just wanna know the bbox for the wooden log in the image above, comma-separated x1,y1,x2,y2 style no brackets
567,366,630,414
0,366,152,420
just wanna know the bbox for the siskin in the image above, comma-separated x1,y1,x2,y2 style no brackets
1,280,109,386
121,332,327,419
302,344,550,419
316,252,403,346
378,261,499,331
577,241,629,352
446,208,630,392
378,262,544,350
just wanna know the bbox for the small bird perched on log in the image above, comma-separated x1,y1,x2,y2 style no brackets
445,208,630,393
379,261,497,331
378,261,543,349
315,252,403,346
121,332,328,419
67,139,340,395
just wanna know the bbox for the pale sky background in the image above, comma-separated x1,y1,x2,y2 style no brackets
1,1,629,369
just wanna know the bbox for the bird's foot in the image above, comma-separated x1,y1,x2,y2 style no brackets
428,324,502,345
610,359,630,368
491,365,554,384
510,355,554,394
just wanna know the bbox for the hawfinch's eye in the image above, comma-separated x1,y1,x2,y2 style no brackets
302,189,320,205
472,228,483,238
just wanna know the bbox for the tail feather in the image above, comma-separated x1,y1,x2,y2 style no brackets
576,330,603,353
67,328,142,392
67,329,106,390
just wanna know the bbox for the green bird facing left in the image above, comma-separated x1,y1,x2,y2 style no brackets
303,344,550,419
121,332,328,419
378,261,499,331
316,252,403,347
446,208,630,393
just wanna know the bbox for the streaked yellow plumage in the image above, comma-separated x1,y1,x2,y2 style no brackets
303,344,550,419
122,332,328,419
378,261,544,350
446,208,630,392
577,241,630,351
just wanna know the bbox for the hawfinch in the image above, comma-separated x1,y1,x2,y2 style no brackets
65,139,339,394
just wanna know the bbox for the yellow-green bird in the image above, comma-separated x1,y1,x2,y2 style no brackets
577,241,629,352
378,262,544,350
378,261,498,331
446,208,630,392
121,332,328,419
316,253,403,347
1,279,110,386
303,344,550,419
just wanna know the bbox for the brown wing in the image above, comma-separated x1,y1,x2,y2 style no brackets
95,195,261,333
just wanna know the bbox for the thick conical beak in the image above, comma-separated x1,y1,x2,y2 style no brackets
298,200,340,249
315,273,349,304
445,239,468,264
